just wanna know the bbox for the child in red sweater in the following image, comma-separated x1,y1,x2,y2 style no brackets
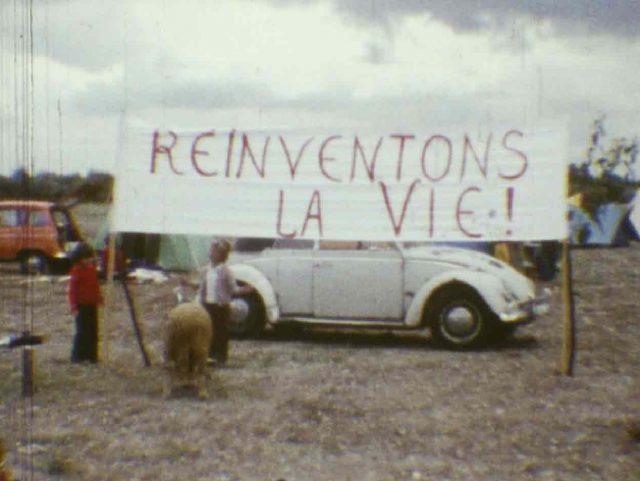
68,243,103,363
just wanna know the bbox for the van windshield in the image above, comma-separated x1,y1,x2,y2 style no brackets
51,208,82,242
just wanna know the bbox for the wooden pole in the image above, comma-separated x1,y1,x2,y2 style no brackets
102,232,117,365
561,239,576,376
120,278,151,367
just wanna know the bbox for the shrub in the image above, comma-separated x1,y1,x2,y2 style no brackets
570,117,640,216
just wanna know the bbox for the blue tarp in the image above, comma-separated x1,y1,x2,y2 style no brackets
628,191,640,240
569,203,632,246
568,205,592,245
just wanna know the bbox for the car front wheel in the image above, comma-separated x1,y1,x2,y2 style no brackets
428,286,493,349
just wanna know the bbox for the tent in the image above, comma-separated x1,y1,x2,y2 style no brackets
93,219,277,272
628,190,640,240
152,234,211,271
93,221,212,271
568,205,591,245
569,202,633,247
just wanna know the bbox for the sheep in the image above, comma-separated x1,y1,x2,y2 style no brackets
163,302,213,400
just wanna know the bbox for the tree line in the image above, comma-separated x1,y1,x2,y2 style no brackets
0,168,113,203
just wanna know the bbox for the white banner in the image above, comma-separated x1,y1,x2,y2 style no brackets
112,123,567,241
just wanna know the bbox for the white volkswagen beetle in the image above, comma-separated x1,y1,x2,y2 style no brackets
227,240,549,349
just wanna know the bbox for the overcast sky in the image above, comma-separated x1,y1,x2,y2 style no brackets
1,0,639,176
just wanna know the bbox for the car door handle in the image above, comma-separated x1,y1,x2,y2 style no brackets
313,262,332,268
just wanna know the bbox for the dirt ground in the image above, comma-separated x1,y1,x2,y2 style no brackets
1,203,639,481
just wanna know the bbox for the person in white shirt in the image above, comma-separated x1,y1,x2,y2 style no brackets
183,239,252,365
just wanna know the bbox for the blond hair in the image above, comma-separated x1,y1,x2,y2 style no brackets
211,239,232,261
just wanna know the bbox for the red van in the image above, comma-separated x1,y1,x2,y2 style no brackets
0,200,84,273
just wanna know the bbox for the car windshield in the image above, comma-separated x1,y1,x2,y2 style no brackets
234,238,275,252
234,238,407,252
268,239,399,251
272,238,315,250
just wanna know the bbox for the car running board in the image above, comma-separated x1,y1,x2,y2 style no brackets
281,317,413,330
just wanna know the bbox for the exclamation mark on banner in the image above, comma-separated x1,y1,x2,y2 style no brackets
506,187,514,237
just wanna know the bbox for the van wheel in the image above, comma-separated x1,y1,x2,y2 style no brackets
20,252,49,275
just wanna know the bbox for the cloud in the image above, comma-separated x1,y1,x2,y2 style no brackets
62,0,640,124
29,0,128,72
2,0,639,177
265,0,640,37
362,41,392,64
72,77,280,115
5,0,639,82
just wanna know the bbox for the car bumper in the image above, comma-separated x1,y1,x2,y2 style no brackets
498,288,551,324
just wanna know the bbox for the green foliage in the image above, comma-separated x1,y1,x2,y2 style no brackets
0,168,113,203
569,164,638,215
570,117,640,215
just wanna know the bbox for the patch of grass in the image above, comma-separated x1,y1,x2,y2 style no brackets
287,346,348,365
46,449,81,476
225,378,266,400
243,350,279,368
163,439,202,460
0,369,21,399
625,420,640,444
35,360,164,401
35,364,92,393
31,430,95,446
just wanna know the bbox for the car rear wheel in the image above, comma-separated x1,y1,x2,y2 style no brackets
19,252,50,275
228,292,265,338
428,286,493,349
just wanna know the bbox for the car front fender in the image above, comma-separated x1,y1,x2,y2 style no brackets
404,270,509,327
229,264,280,323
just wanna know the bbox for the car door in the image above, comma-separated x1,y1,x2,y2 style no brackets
27,207,56,255
272,241,315,316
0,207,23,260
312,245,404,320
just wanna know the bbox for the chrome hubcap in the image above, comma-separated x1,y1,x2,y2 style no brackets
26,256,44,274
442,304,479,339
230,298,250,325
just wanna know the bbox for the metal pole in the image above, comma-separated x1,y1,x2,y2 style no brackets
21,345,34,398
